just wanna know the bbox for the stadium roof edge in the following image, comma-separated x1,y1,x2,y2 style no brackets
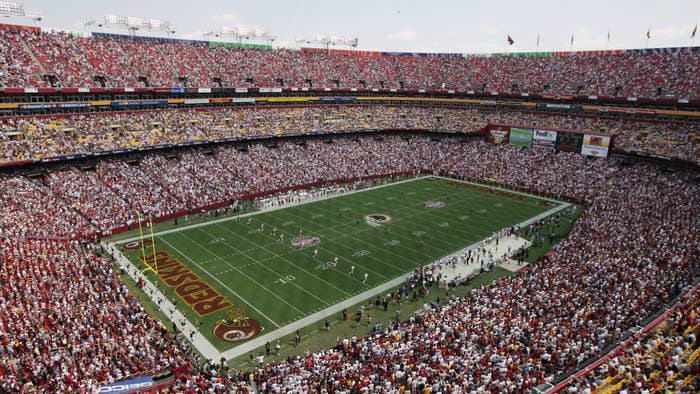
90,32,274,49
0,21,697,56
276,44,700,57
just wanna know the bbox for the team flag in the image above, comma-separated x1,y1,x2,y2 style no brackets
507,35,514,45
536,34,540,47
692,24,697,38
646,26,651,39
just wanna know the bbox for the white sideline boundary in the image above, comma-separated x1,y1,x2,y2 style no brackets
106,175,571,361
102,240,222,361
115,175,429,245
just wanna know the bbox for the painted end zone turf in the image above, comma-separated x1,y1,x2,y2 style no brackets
106,175,569,361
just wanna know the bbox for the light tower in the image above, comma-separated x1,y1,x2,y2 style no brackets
296,35,359,51
0,1,44,24
92,14,176,37
203,26,276,47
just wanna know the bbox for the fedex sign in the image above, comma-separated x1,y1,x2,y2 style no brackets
100,376,155,393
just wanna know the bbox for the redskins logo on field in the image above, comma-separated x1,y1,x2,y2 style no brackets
213,307,263,343
423,200,446,208
364,214,392,227
291,235,321,249
123,239,154,251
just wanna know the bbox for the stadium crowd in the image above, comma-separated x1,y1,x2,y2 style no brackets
246,141,699,393
0,134,697,392
0,26,698,99
0,174,94,239
0,239,184,392
481,109,699,162
1,105,697,165
0,238,253,393
0,106,487,163
0,13,698,394
1,136,435,236
0,28,39,87
564,288,699,393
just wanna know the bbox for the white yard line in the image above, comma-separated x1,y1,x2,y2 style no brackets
194,226,333,306
313,188,505,246
202,183,488,283
430,175,563,203
157,236,282,329
217,272,411,361
217,219,385,288
116,175,429,244
102,240,222,362
110,175,571,361
210,223,354,298
216,197,571,361
174,231,308,315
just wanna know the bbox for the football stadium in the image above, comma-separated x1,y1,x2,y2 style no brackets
0,1,698,393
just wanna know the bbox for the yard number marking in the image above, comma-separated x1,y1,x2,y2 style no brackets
274,275,296,285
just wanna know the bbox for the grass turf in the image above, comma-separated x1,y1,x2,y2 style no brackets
117,176,558,352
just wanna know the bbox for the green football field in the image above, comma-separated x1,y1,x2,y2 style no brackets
116,176,561,353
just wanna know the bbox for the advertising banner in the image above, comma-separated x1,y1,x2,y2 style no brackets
259,87,283,93
532,129,558,147
488,128,509,144
319,97,357,102
509,127,534,148
110,100,168,107
184,98,210,104
580,134,611,157
229,98,256,103
99,376,155,393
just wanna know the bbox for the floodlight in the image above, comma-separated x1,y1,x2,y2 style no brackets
217,26,275,43
102,14,173,34
221,26,236,35
104,14,127,26
126,17,149,29
0,1,25,16
299,34,359,49
150,19,169,30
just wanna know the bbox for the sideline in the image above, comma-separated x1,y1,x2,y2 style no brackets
116,175,428,244
107,175,570,361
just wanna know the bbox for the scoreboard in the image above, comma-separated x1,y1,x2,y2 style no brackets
555,131,584,152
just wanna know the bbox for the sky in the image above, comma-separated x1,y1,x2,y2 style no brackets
5,0,699,53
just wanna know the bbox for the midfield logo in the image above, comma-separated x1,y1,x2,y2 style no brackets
364,213,392,227
291,235,321,249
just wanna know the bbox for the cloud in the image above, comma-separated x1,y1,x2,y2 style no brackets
70,20,85,29
180,30,203,40
410,40,507,54
555,27,609,50
210,13,239,23
555,24,697,51
650,23,696,40
387,29,418,41
473,26,500,37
